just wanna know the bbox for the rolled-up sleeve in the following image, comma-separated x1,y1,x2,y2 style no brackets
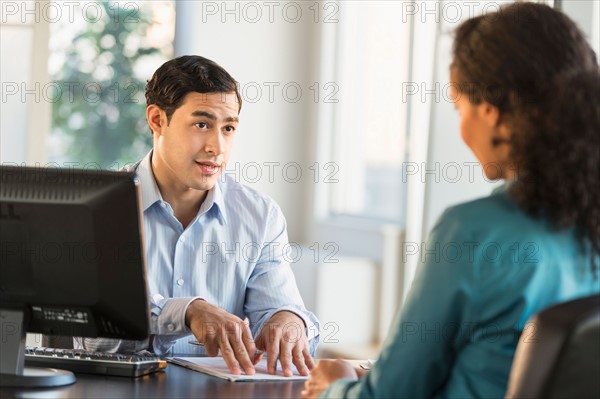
150,294,205,354
244,205,321,355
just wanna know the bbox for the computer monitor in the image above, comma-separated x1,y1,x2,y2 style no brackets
0,165,150,387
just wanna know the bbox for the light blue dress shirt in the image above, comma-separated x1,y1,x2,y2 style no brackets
87,150,320,356
321,183,599,398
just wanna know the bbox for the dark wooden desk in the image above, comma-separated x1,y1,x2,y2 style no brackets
1,363,306,398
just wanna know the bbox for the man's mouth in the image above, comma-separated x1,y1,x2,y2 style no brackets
196,161,221,175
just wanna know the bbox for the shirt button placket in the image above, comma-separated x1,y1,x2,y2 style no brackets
173,234,187,295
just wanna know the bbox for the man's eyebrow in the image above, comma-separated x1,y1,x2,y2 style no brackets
191,111,238,123
191,110,216,120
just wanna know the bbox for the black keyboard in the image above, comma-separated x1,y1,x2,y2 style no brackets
24,346,167,377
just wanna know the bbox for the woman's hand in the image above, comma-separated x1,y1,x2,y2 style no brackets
301,359,359,398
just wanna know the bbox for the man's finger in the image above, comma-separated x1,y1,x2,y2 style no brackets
203,336,220,357
219,337,242,375
223,320,255,375
241,320,257,361
279,340,294,377
252,351,264,365
292,345,308,376
230,334,255,375
303,346,316,370
199,326,219,357
266,328,282,374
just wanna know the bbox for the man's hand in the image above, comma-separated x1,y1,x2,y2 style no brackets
255,311,315,376
185,299,259,375
301,359,358,398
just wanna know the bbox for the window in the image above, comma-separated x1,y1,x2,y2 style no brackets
46,1,175,167
327,1,411,224
0,2,49,164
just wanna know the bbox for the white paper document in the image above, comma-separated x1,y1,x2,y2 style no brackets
168,356,309,382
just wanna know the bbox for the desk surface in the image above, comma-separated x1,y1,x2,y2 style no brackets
1,363,306,398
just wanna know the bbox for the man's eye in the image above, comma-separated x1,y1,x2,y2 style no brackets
224,126,236,134
195,122,208,129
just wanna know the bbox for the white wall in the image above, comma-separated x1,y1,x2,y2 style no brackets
562,0,600,57
175,2,321,243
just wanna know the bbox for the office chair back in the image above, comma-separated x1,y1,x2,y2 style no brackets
505,294,600,399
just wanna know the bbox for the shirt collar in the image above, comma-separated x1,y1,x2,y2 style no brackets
202,178,228,225
136,149,228,224
137,150,162,212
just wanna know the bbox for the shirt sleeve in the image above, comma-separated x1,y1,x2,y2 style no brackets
77,294,201,354
244,203,321,356
149,294,204,354
320,207,479,398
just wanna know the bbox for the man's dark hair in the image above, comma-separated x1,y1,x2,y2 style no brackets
145,55,242,125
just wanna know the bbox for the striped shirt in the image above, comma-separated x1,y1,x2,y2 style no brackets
81,150,319,355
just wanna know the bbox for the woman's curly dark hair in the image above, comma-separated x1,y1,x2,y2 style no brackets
452,2,600,274
513,72,600,272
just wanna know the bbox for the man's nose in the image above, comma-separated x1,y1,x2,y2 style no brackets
204,130,225,156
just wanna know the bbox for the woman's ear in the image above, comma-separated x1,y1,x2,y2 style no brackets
479,101,512,148
480,101,501,128
146,104,164,136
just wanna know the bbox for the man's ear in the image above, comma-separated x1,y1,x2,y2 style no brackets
146,104,165,136
480,101,501,128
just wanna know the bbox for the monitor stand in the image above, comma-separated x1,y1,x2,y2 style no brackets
0,309,76,387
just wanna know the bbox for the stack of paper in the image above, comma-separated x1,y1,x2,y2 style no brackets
168,357,309,382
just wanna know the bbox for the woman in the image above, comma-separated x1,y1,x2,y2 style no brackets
302,3,599,398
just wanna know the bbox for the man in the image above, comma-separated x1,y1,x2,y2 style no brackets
82,55,319,377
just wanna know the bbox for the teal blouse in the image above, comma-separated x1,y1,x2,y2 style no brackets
321,183,599,398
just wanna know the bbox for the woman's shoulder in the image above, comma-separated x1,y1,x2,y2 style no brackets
442,185,519,223
434,184,557,244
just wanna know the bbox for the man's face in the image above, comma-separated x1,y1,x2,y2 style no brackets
150,91,239,192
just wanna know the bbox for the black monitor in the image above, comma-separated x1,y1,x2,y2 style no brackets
0,165,150,387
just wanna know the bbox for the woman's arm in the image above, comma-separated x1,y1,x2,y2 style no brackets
316,207,479,398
